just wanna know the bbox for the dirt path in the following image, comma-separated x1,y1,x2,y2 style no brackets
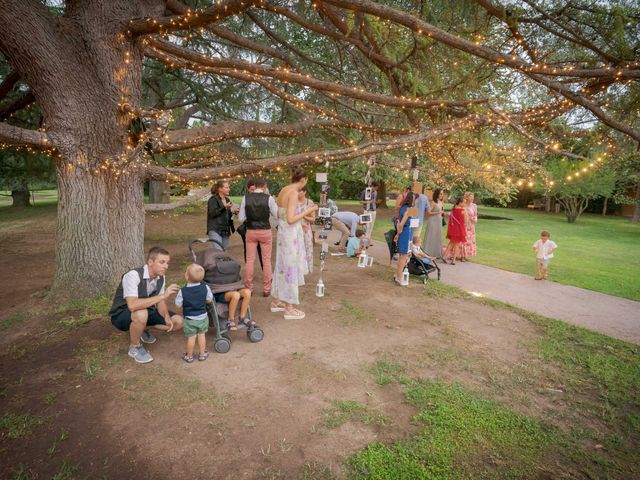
361,233,640,345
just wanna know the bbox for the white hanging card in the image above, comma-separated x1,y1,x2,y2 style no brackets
315,172,328,183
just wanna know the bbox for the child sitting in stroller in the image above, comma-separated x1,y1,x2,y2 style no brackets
214,288,254,331
411,236,436,266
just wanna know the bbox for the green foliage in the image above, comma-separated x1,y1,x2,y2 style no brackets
349,382,552,479
534,317,640,409
0,414,44,439
0,150,55,193
371,356,406,385
0,310,27,331
541,158,615,222
321,400,388,429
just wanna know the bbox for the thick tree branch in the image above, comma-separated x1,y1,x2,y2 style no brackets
527,73,640,143
147,102,572,182
127,0,259,37
146,39,485,110
158,117,342,153
0,121,50,148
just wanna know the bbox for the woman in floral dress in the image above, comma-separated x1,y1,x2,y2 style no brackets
462,191,478,260
297,185,315,274
270,167,318,320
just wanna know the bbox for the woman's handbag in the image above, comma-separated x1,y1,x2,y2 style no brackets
442,216,447,226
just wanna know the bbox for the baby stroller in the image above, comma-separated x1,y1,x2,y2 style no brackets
407,255,441,284
189,238,264,353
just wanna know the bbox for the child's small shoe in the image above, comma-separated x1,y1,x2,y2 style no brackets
198,351,209,361
239,317,256,329
225,320,237,331
182,353,194,363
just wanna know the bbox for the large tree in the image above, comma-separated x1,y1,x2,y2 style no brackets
0,0,638,296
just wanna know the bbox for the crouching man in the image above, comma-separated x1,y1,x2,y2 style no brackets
109,246,184,364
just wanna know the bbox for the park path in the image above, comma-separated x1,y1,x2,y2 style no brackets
345,234,640,345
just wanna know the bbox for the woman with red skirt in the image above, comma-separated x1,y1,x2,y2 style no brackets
444,197,468,265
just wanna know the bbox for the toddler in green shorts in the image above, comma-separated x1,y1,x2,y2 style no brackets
175,264,213,363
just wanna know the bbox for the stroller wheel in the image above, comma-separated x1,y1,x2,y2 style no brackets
214,337,231,354
247,327,264,343
423,276,428,284
222,332,232,342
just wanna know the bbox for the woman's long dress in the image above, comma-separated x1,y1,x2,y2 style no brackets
297,201,314,273
424,201,444,259
446,207,467,243
463,203,478,257
271,207,308,305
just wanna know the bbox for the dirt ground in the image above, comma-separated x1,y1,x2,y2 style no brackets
0,204,631,479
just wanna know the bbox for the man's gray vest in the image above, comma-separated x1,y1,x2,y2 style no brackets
108,267,164,317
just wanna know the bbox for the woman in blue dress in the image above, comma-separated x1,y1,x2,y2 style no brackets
393,191,416,284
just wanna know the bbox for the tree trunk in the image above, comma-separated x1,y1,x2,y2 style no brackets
149,179,170,204
602,197,608,216
53,160,145,296
545,194,551,213
378,179,388,208
11,187,31,207
0,1,165,297
632,180,640,223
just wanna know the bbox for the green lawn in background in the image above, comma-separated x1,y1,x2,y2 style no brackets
364,201,640,301
475,206,640,301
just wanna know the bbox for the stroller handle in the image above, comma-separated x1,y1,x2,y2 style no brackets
188,238,225,262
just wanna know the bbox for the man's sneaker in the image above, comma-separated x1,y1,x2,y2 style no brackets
128,345,153,364
140,330,157,344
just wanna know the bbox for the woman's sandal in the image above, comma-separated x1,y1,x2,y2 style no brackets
270,302,286,313
284,308,305,320
198,351,209,362
182,353,194,363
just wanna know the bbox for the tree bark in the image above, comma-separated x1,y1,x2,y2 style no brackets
632,180,640,223
602,197,608,216
11,187,31,207
54,161,145,296
378,180,388,208
148,179,170,204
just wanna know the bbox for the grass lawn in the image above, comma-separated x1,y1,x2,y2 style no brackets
365,202,640,301
474,206,640,301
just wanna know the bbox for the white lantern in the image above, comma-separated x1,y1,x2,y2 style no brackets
357,251,367,268
366,256,374,267
316,279,325,297
400,267,410,286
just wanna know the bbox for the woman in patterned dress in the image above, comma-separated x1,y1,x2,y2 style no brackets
270,167,318,320
297,185,315,274
462,191,478,261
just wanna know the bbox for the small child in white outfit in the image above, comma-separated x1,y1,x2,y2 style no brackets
411,236,436,267
532,230,557,280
